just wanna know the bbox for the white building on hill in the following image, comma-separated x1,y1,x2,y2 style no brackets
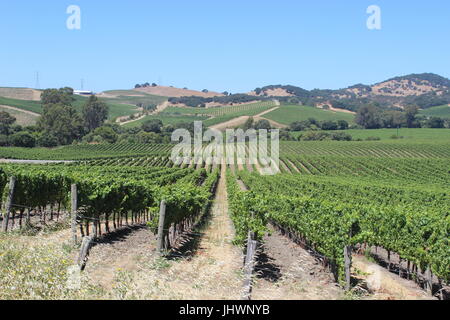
74,90,94,96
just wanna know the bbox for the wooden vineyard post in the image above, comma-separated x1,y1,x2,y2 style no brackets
156,200,167,256
71,184,78,245
425,267,433,296
1,176,16,233
77,236,94,270
242,232,258,300
344,245,352,291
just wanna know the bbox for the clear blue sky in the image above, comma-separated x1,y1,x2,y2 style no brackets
1,0,449,93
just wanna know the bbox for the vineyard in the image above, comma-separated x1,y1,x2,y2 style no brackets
0,135,449,300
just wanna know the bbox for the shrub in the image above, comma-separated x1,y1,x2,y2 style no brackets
331,132,353,141
9,131,36,148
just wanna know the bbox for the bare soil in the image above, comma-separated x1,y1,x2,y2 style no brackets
252,226,344,300
0,88,41,101
353,255,435,300
82,166,243,299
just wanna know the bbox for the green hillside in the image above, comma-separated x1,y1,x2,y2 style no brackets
0,96,42,114
419,105,450,119
0,94,139,121
290,128,450,141
72,95,138,120
0,106,39,126
102,90,167,106
263,105,355,125
123,114,208,128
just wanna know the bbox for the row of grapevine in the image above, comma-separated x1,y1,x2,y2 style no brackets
280,155,450,187
0,165,217,242
281,141,450,159
231,171,449,285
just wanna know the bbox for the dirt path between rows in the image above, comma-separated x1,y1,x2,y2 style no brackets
117,100,170,126
252,226,344,300
83,165,242,299
83,225,156,292
209,102,286,131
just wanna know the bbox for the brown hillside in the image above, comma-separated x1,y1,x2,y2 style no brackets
135,86,224,98
0,88,41,101
249,88,294,97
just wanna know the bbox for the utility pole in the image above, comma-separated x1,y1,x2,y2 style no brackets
35,71,40,89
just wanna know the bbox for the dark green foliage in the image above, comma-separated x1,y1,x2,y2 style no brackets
82,95,109,132
9,131,36,148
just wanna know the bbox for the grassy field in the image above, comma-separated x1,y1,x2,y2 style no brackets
101,90,167,107
72,95,139,120
0,95,139,121
291,128,450,141
264,105,355,125
163,101,276,117
0,106,39,126
0,96,42,114
123,114,208,128
419,105,450,119
160,101,278,127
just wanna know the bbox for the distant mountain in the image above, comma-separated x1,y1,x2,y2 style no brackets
253,73,450,111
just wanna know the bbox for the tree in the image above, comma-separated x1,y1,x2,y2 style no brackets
37,132,58,148
37,104,84,145
137,131,163,144
0,111,16,135
331,132,353,141
142,119,163,133
355,105,381,129
404,105,420,128
243,117,254,131
254,119,271,130
290,121,309,131
41,87,74,106
144,104,157,113
320,121,338,131
82,95,109,132
380,110,405,128
9,132,36,148
425,117,445,128
337,120,349,130
0,135,8,146
92,126,118,143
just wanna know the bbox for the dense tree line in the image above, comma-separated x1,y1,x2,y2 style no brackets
0,88,109,148
82,119,200,145
355,104,450,129
168,94,269,108
134,82,157,88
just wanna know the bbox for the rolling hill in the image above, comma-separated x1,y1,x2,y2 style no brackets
419,104,450,119
0,89,143,121
263,105,355,125
134,85,224,98
252,73,450,112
